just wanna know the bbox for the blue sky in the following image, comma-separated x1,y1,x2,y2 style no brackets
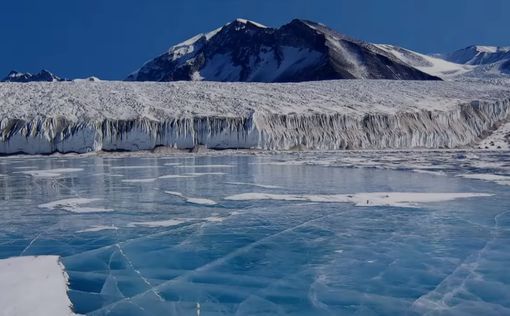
1,0,508,80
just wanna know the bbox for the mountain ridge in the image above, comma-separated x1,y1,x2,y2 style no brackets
126,18,441,82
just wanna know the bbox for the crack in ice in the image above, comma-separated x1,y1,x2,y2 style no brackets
90,213,331,313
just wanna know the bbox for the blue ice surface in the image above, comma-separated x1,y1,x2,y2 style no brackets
0,153,509,315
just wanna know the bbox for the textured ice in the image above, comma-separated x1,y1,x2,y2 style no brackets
1,80,510,154
1,152,510,315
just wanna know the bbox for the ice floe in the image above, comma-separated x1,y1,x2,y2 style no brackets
0,256,74,316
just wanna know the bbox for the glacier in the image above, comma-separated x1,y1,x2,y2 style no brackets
1,80,510,155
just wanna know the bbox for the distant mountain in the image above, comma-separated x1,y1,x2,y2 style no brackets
126,18,440,82
443,45,510,65
1,70,65,82
72,76,101,82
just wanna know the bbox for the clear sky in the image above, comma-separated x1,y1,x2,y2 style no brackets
1,0,508,80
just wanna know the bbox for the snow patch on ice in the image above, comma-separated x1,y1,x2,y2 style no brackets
127,219,187,228
38,198,114,213
185,172,226,176
225,192,493,208
165,191,217,205
121,178,158,183
20,168,83,177
0,256,74,316
225,181,282,189
158,174,194,179
77,225,118,233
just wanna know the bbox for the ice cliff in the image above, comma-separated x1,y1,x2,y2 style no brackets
1,80,509,154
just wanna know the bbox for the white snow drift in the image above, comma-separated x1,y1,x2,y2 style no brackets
1,80,510,154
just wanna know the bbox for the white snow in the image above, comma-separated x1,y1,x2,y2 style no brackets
0,256,74,316
38,198,114,213
233,18,267,28
224,192,493,208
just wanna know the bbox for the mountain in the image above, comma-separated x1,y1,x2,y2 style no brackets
1,70,65,82
375,44,473,78
443,45,510,65
126,18,440,82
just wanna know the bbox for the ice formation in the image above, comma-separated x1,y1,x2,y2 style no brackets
0,80,509,154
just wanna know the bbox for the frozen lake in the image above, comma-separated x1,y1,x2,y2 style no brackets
1,152,509,315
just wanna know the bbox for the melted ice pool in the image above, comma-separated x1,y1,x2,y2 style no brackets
1,153,509,315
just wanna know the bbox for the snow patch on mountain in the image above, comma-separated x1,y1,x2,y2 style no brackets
376,44,473,79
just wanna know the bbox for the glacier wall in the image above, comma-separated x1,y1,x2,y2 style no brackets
1,99,509,154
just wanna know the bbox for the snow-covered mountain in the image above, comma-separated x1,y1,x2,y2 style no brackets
1,70,65,82
126,19,440,82
443,46,510,65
